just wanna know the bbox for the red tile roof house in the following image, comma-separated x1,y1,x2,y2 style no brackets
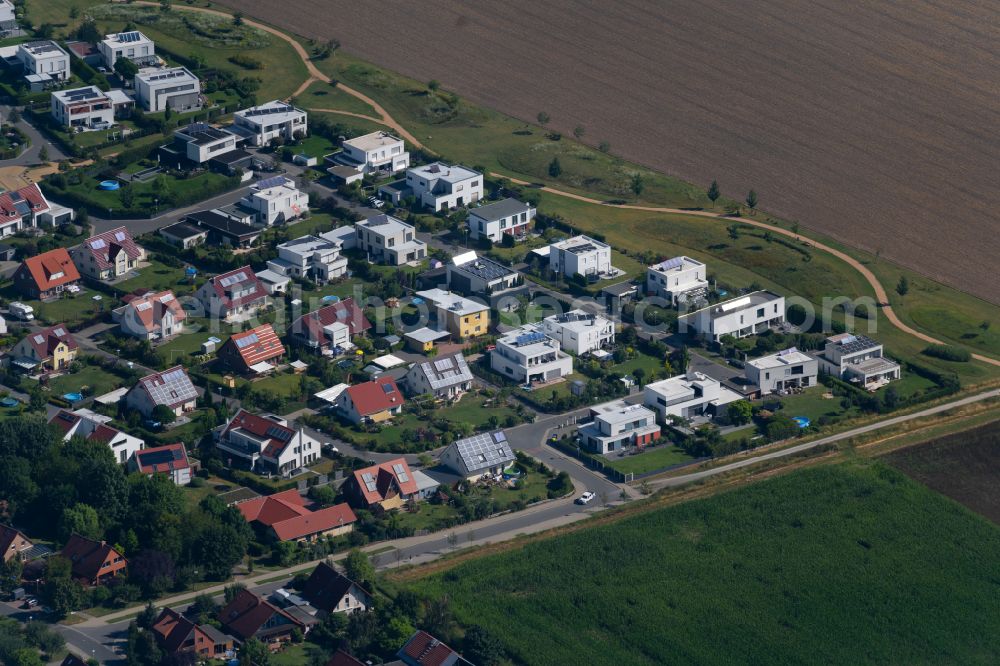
326,650,366,666
335,376,404,425
218,323,286,375
116,290,186,341
128,443,192,485
218,588,305,648
289,298,371,353
0,524,33,563
0,183,55,237
217,409,321,477
69,226,146,282
49,409,145,464
347,458,420,511
12,248,82,300
124,366,199,419
61,534,127,586
300,561,372,615
397,630,472,666
237,489,356,543
151,606,235,660
194,265,268,323
7,324,79,372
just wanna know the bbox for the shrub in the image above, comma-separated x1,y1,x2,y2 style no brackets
921,344,971,362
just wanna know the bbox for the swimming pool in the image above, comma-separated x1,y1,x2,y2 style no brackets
63,392,83,403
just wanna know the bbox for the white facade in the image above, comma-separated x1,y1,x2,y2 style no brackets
745,348,818,395
578,400,660,454
403,353,474,401
643,372,742,422
98,31,155,69
0,1,15,24
679,291,785,342
338,131,409,175
491,327,573,384
355,214,427,265
467,198,535,242
50,86,114,129
646,256,709,306
135,66,201,113
173,123,237,163
17,41,69,81
539,310,615,356
405,162,482,211
54,410,144,464
817,333,901,389
548,235,613,279
240,177,308,226
233,100,307,146
267,235,348,283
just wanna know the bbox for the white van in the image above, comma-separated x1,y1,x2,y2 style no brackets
8,302,34,321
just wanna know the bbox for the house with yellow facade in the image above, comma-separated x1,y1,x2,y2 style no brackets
415,288,490,340
7,323,78,372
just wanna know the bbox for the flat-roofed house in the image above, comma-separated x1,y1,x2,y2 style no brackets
355,214,427,266
71,226,145,282
268,234,348,284
415,288,490,340
185,210,261,249
232,100,307,146
240,175,308,226
646,256,709,306
135,66,200,113
678,291,785,342
125,366,198,419
578,400,661,454
440,430,516,481
490,326,573,384
816,333,901,389
467,198,535,242
405,162,482,211
538,310,615,356
745,347,818,395
643,372,742,423
50,86,114,130
16,41,69,85
163,123,238,166
98,30,156,69
329,131,409,181
548,234,613,279
446,251,524,302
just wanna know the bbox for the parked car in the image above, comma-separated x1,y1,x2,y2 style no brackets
322,442,339,454
576,491,596,505
21,596,38,609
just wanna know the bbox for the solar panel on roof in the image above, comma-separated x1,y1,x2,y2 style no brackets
218,271,248,288
32,334,43,344
160,293,174,303
515,331,547,346
114,231,126,242
90,238,106,250
777,347,800,357
656,257,684,271
9,191,22,202
256,175,287,190
381,383,395,394
53,327,65,336
392,463,410,483
235,332,259,349
265,425,292,441
136,302,152,312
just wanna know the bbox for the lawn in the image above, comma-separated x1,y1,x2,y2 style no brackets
52,169,237,217
0,287,106,327
603,443,695,475
46,365,124,398
405,462,1000,664
774,386,851,425
154,319,233,367
113,258,196,297
294,80,379,118
293,134,339,161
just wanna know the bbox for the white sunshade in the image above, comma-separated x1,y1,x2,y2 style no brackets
372,354,406,370
314,383,349,404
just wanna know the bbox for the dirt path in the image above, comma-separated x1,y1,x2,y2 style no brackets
307,107,387,125
494,173,1000,368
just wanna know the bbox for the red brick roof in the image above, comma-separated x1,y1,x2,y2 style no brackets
206,265,265,312
24,324,78,359
237,490,356,542
326,650,366,666
294,298,371,344
17,248,80,293
78,226,143,270
151,607,199,654
132,443,190,475
222,409,296,459
352,457,417,506
0,183,48,225
218,589,302,641
400,630,462,666
236,489,308,524
223,323,285,369
61,534,126,582
345,376,403,417
123,290,186,334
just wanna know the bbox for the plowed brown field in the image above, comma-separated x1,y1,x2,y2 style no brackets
222,0,1000,303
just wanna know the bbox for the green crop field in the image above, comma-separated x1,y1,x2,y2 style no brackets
407,462,1000,665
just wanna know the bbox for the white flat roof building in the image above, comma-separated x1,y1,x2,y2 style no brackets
447,251,521,297
679,290,785,342
171,122,237,163
405,162,483,211
335,131,409,175
355,214,427,266
578,400,661,454
240,175,308,226
232,100,307,146
491,326,573,384
0,0,15,25
17,41,69,82
50,86,114,129
467,198,536,242
647,256,709,306
548,235,614,279
99,30,155,69
538,310,615,356
643,371,742,422
816,333,901,389
267,234,348,284
135,66,201,113
745,347,818,395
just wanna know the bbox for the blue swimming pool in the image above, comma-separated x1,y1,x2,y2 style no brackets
63,392,83,403
792,416,811,429
98,180,120,191
0,397,18,408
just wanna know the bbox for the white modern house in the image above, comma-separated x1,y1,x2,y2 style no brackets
239,176,308,226
98,30,156,69
643,372,742,423
446,251,522,298
403,353,474,401
217,409,320,477
491,327,573,384
440,430,516,482
0,0,16,27
333,131,409,176
548,235,614,280
355,214,427,265
134,66,201,113
232,100,307,146
169,123,237,164
50,86,114,130
49,409,144,465
745,347,818,395
679,291,785,342
816,333,901,389
646,256,709,306
578,400,661,454
467,198,535,242
538,310,615,356
17,41,70,85
267,235,348,283
405,162,482,211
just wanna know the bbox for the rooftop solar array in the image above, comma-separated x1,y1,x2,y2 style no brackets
266,424,292,442
137,446,183,467
235,332,259,349
453,256,514,281
256,175,288,190
361,471,377,493
53,327,66,336
836,335,880,355
64,88,104,103
90,238,106,250
452,431,515,472
392,463,409,483
418,354,473,390
136,302,152,312
514,330,548,347
240,102,295,118
555,311,596,324
145,367,198,406
654,257,685,271
218,271,248,288
115,31,144,43
777,346,800,357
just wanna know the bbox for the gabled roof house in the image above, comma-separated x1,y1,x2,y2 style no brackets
70,226,145,282
61,534,127,585
49,408,145,464
195,266,268,322
236,489,357,542
289,298,371,352
117,290,186,341
218,323,285,375
300,561,372,615
8,324,78,372
151,607,235,660
128,443,191,485
217,409,320,477
347,457,423,510
13,248,81,300
125,366,199,419
218,588,304,645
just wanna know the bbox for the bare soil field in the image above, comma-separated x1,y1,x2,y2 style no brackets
223,0,1000,303
886,420,1000,524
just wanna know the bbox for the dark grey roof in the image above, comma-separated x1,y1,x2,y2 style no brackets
187,210,260,239
210,148,253,166
469,197,531,222
447,430,515,474
602,282,638,296
835,334,881,355
452,255,515,281
160,221,206,240
179,123,232,145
